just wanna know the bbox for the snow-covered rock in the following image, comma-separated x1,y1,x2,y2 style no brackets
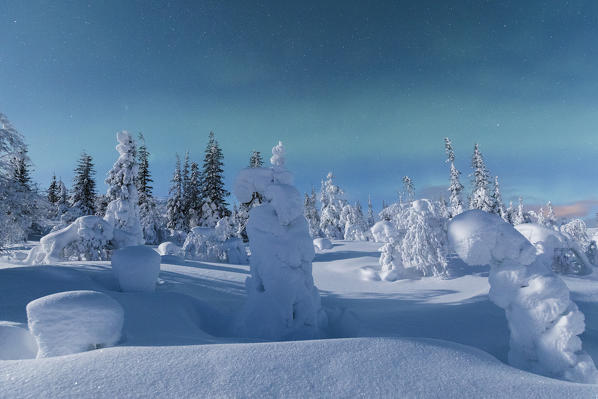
448,210,598,383
0,321,38,360
234,141,327,340
26,290,124,358
112,246,161,292
313,237,333,250
157,241,183,257
26,216,114,264
183,227,248,265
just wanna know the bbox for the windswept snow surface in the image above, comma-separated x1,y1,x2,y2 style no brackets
1,240,598,397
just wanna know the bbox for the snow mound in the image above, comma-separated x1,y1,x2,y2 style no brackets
112,246,161,292
448,210,598,383
2,337,597,398
26,216,114,264
27,290,124,358
0,321,38,360
313,237,333,250
157,241,183,257
183,227,248,264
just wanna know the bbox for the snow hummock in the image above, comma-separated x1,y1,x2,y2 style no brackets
26,290,124,358
313,237,333,251
157,241,183,257
0,321,38,360
26,216,114,264
233,141,327,340
112,246,161,292
448,210,598,383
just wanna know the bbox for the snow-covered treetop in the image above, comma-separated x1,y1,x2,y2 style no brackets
270,141,285,168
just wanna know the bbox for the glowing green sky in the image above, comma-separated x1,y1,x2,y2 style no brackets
1,1,598,215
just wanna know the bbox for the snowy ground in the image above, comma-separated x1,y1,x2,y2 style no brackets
2,241,598,397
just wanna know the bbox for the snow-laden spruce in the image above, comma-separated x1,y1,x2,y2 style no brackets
444,137,464,217
104,131,144,248
378,199,450,280
182,219,248,264
233,141,327,340
319,172,346,240
448,210,598,383
27,290,124,358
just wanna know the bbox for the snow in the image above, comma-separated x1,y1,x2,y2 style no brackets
182,226,248,264
26,290,124,358
313,237,333,250
0,321,37,360
370,220,394,242
157,241,183,257
112,246,161,292
448,210,598,383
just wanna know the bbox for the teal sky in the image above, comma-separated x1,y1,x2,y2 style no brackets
1,1,598,217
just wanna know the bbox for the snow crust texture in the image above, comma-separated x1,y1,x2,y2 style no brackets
233,142,327,340
112,245,161,292
26,290,124,358
448,210,598,383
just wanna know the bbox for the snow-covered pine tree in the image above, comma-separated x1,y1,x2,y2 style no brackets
187,161,202,228
47,174,59,205
491,176,507,221
319,172,346,239
444,137,464,217
505,201,514,224
546,201,557,228
469,143,492,212
94,194,109,217
249,150,263,168
70,152,97,216
342,201,369,241
104,130,144,247
199,132,230,222
136,132,161,243
367,195,376,228
512,196,526,225
7,147,38,241
166,154,186,230
402,176,415,202
181,150,191,221
58,179,68,207
304,188,322,238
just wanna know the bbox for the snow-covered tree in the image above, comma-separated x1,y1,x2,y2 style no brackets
445,137,464,217
70,152,97,216
166,154,186,231
181,150,191,222
104,131,143,248
513,197,526,225
94,194,109,217
545,201,557,228
304,189,322,238
319,172,346,239
136,133,161,244
469,143,492,212
186,161,203,228
342,201,370,241
367,195,376,228
249,150,263,168
402,176,415,202
47,174,59,205
234,141,327,340
491,176,507,221
200,132,230,221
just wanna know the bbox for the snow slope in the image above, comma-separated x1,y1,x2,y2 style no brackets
1,241,598,397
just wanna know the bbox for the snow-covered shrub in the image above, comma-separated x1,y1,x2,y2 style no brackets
448,210,598,383
26,216,113,264
370,220,395,243
183,223,248,265
234,141,327,340
104,131,144,248
313,237,333,250
379,199,450,280
157,241,183,257
112,246,161,292
516,223,593,275
0,321,38,360
26,290,124,358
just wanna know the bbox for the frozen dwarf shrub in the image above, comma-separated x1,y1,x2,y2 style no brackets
448,210,598,383
27,290,124,358
112,245,161,292
233,141,327,340
26,216,113,264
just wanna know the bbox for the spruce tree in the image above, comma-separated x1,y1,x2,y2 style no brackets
402,176,415,202
48,174,59,204
469,143,492,212
367,195,376,228
182,150,191,215
166,154,186,230
444,137,464,217
249,150,264,168
71,152,97,215
491,176,507,221
304,188,322,238
187,161,202,227
513,196,526,225
199,131,230,221
136,133,160,243
319,172,346,239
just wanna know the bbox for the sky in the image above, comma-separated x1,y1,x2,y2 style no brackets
1,1,598,217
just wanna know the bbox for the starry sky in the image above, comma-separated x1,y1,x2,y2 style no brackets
1,1,598,217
